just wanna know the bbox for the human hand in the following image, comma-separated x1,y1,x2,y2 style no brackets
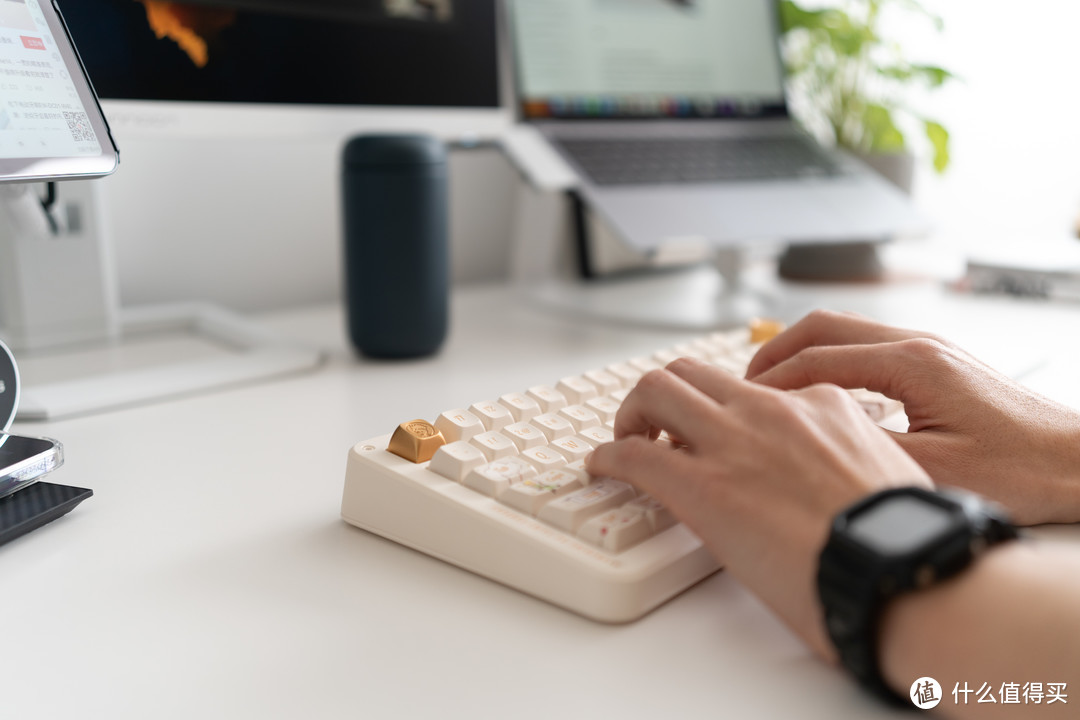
585,358,930,659
746,309,1080,525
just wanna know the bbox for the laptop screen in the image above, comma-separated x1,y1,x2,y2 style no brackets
508,0,787,120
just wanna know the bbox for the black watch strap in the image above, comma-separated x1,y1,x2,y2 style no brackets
819,533,906,704
817,487,1019,706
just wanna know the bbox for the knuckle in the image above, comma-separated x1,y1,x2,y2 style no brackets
635,368,671,393
757,386,799,414
802,382,850,406
898,336,949,363
665,356,698,374
806,308,859,326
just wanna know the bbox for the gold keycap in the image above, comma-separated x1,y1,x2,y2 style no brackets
749,317,786,344
388,420,446,463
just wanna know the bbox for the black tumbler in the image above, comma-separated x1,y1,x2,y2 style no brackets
342,134,449,358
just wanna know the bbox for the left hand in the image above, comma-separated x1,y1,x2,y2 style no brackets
585,357,931,658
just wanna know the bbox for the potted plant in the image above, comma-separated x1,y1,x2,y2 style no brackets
778,0,954,191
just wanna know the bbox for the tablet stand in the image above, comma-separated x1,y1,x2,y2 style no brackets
0,182,322,421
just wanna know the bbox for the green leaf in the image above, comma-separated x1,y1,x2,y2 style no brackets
830,24,872,56
779,1,830,33
910,64,954,87
924,120,951,173
862,104,906,153
877,65,915,81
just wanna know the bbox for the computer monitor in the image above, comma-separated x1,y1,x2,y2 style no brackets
2,1,506,420
60,0,505,142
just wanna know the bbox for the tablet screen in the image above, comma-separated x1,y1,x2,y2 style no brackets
0,0,118,180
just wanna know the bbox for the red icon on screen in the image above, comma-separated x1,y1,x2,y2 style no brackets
20,36,46,51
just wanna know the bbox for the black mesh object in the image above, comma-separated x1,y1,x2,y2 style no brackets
0,482,92,547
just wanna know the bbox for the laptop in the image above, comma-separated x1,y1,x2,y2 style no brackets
504,0,928,256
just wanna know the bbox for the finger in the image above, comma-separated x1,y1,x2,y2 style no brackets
664,356,760,406
752,339,947,404
586,436,704,509
614,368,726,447
745,310,932,379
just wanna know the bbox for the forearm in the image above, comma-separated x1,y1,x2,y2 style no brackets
879,540,1080,717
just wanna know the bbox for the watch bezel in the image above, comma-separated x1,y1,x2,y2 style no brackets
830,487,982,594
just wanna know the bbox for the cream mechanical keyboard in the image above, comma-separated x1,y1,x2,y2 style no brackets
341,320,900,623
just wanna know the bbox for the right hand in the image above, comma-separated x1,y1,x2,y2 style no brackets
745,310,1080,525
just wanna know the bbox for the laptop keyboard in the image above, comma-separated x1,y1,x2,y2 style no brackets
555,136,841,186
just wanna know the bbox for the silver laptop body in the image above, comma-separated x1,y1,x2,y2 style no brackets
506,0,928,255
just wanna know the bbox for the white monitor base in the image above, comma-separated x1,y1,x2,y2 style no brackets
524,252,782,332
15,302,323,421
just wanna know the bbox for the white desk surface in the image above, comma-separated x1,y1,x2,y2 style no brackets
4,277,1080,720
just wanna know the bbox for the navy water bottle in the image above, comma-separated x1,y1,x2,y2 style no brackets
342,134,449,358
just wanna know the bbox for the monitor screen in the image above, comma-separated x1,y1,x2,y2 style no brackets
0,0,117,180
507,0,787,120
58,0,499,111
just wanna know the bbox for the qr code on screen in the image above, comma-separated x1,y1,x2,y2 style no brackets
63,111,96,143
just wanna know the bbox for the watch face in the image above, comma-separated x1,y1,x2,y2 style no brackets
848,495,954,556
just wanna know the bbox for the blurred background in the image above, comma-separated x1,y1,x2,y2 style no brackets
79,0,1080,313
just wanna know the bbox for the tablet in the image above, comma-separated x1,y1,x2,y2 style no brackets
0,0,118,181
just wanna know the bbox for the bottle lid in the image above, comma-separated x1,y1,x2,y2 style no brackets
343,134,447,168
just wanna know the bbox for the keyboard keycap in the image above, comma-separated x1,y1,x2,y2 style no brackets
520,445,568,473
470,401,513,431
429,441,486,482
502,469,584,515
527,385,568,413
629,357,662,374
579,506,654,552
464,457,536,497
556,376,599,405
578,426,615,447
583,369,621,395
499,393,541,422
387,420,446,463
605,363,641,387
749,318,786,344
550,436,592,462
503,421,546,451
435,409,484,442
585,396,620,423
537,478,636,533
531,413,575,441
470,431,517,460
626,495,678,533
558,405,601,432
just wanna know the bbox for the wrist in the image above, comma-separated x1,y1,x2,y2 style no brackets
877,540,1020,696
816,487,1018,706
1043,422,1080,523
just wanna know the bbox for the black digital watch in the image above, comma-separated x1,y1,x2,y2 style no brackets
817,486,1019,705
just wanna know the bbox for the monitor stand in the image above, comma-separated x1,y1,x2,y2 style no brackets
776,241,886,282
526,247,782,332
0,182,322,421
511,184,786,331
